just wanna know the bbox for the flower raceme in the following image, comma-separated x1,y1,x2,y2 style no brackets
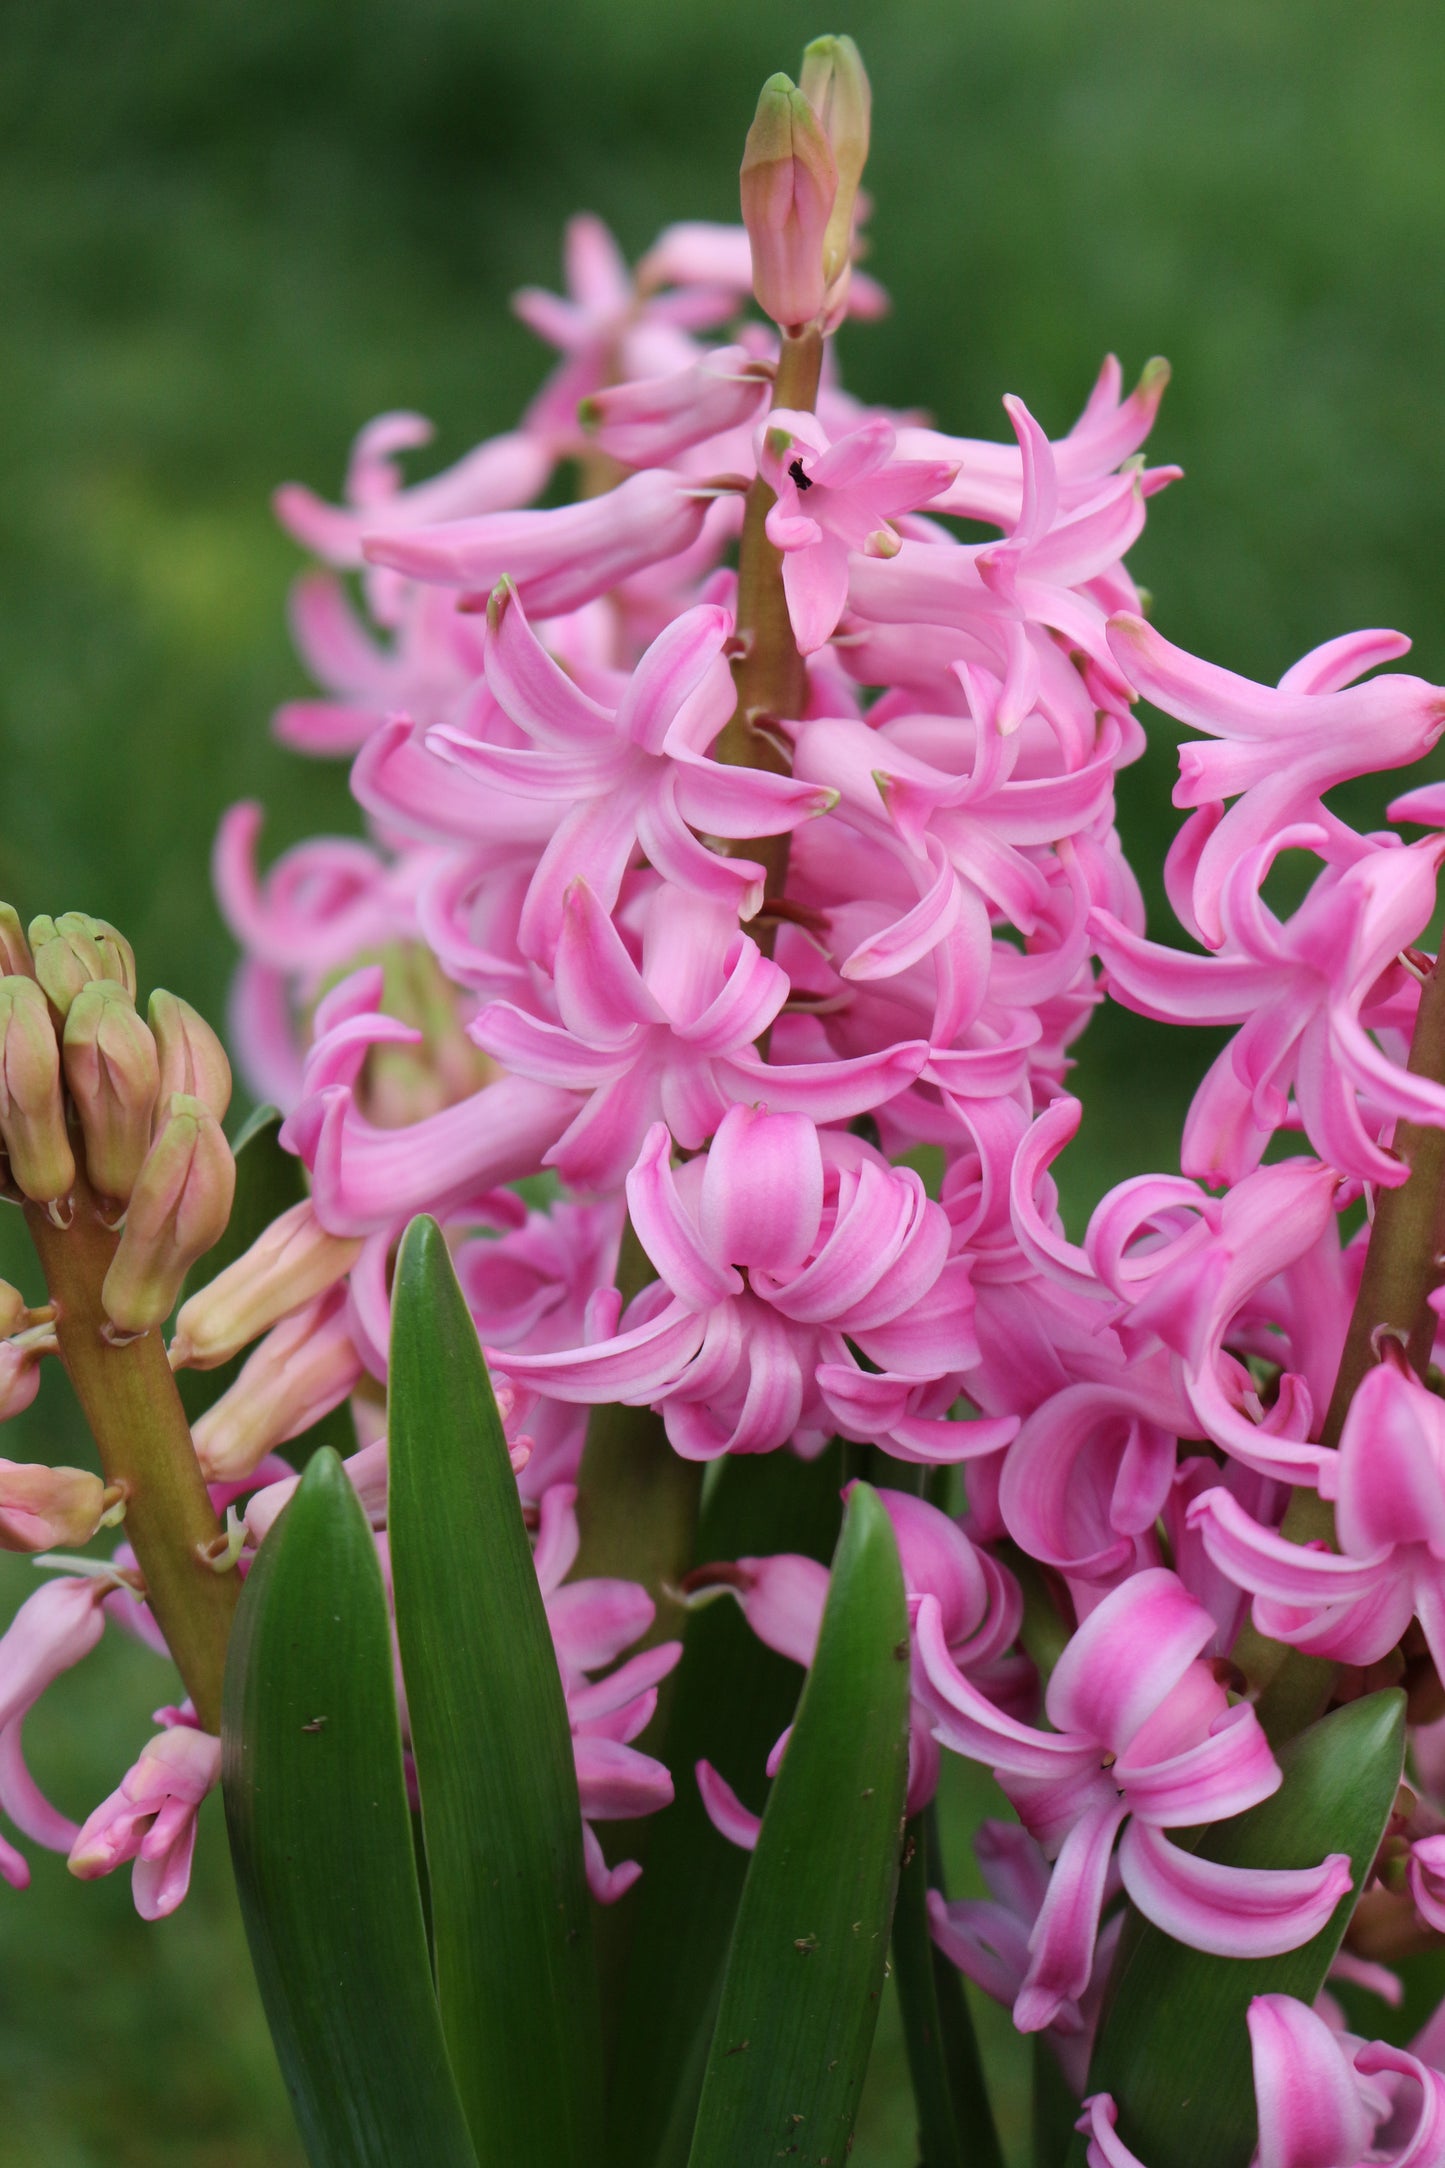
9,46,1445,2168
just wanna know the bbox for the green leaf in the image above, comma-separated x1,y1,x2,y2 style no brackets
893,1807,1004,2168
177,1105,351,1462
388,1215,604,2166
687,1481,911,2168
222,1448,478,2168
604,1443,846,2168
1077,1688,1406,2168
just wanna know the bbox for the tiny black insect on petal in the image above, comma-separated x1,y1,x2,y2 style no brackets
788,458,813,491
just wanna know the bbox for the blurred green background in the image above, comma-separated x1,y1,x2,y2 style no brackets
3,0,1445,2158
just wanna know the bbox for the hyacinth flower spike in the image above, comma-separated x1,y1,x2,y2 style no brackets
917,1568,1350,2033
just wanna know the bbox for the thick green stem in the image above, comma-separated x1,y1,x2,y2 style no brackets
25,1173,237,1729
715,325,825,928
1258,954,1445,1739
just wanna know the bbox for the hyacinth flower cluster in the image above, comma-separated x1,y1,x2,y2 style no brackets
7,32,1445,2168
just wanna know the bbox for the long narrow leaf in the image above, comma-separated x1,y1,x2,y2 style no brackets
605,1444,846,2168
893,1808,1004,2168
687,1481,911,2168
1076,1687,1406,2168
222,1448,478,2168
388,1215,604,2166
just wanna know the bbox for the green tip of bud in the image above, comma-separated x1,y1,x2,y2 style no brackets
30,912,137,1019
63,982,161,1205
1140,356,1171,395
486,577,517,634
799,33,871,290
0,907,32,980
576,396,602,433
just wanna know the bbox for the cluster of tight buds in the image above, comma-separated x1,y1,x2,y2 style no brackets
8,33,1445,2162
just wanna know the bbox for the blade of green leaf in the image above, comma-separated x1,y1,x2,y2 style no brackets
893,1807,1004,2168
1074,1687,1406,2168
605,1443,846,2168
687,1480,911,2168
222,1447,478,2168
388,1215,604,2167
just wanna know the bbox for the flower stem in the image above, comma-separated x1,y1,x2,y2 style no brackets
715,325,825,925
24,1170,238,1729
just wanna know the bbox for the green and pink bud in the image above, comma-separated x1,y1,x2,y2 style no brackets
100,1093,236,1335
0,974,76,1208
192,1285,363,1480
29,912,137,1020
0,1459,122,1553
799,34,871,317
739,71,838,332
0,906,32,979
170,1199,362,1371
147,990,232,1131
62,982,161,1205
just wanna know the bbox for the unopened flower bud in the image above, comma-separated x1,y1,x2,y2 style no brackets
171,1199,362,1371
739,72,838,331
0,1460,115,1552
63,982,161,1205
146,990,232,1132
29,912,137,1020
0,906,32,979
0,1279,28,1340
193,1285,363,1481
100,1095,236,1335
799,35,871,292
0,1340,45,1422
0,975,75,1206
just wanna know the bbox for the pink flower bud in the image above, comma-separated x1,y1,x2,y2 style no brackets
28,911,136,1020
170,1198,362,1371
0,1278,28,1339
146,990,232,1131
62,982,161,1205
0,905,32,979
100,1094,236,1334
799,35,871,296
739,71,838,331
0,974,75,1206
0,1459,112,1552
0,1339,45,1423
68,1724,221,1920
193,1284,362,1480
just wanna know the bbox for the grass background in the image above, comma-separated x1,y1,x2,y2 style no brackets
2,0,1445,2158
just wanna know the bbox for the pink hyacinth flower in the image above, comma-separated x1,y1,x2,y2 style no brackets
1081,1991,1445,2167
532,1485,680,1902
758,409,958,652
68,1722,222,1921
1093,828,1445,1186
427,584,834,962
473,877,926,1191
499,1108,983,1463
1189,1340,1445,1676
917,1568,1351,2034
1105,612,1445,947
0,1573,113,1886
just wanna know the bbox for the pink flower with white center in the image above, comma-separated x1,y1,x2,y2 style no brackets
918,1568,1351,2035
0,1572,114,1888
531,1486,680,1903
758,408,957,653
1189,1341,1445,1677
427,584,834,964
498,1108,983,1463
1081,1993,1445,2168
691,1485,1025,1847
1094,828,1445,1187
1106,612,1445,947
68,1719,221,1922
473,877,927,1191
929,1819,1121,2088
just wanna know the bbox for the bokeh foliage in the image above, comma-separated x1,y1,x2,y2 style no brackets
2,1,1444,2158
